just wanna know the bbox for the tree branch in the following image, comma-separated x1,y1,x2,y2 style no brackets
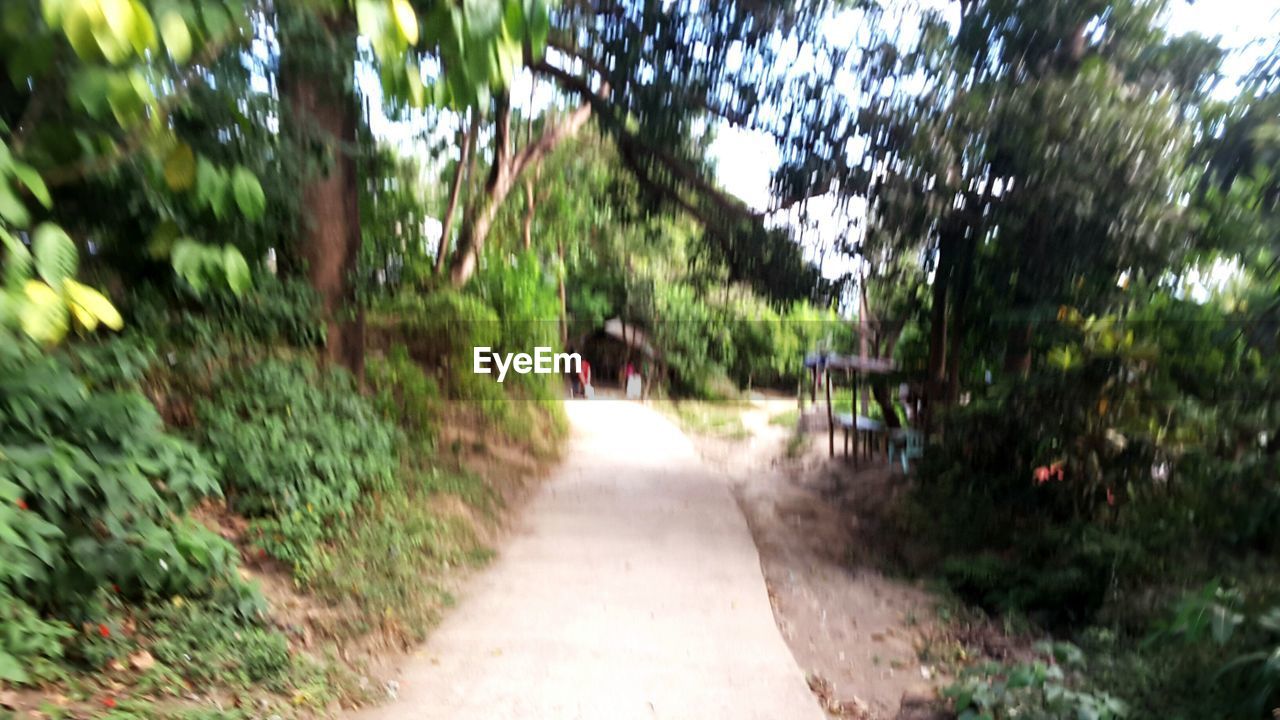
533,58,762,225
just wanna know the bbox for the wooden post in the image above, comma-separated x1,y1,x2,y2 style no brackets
825,366,834,458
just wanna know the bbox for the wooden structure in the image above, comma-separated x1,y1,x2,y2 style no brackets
802,352,897,460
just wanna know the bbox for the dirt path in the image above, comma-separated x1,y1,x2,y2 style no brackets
351,400,824,720
688,399,945,719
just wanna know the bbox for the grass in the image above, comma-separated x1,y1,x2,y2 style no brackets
662,400,751,440
305,470,492,645
769,408,800,427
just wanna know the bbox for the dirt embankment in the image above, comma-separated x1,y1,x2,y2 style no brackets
687,398,951,720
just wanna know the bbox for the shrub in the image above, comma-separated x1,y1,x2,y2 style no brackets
200,358,398,518
198,358,399,579
130,274,326,352
367,344,441,446
0,342,258,684
944,642,1128,720
0,344,246,611
0,590,74,684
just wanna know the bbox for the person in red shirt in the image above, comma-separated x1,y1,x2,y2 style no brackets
579,359,592,397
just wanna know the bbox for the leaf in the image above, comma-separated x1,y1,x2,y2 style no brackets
170,237,205,291
61,2,104,62
65,279,123,331
146,220,181,259
391,0,418,45
231,166,265,220
158,9,192,62
12,163,51,208
0,649,28,684
0,183,31,227
222,245,251,295
1,228,32,291
32,223,77,288
126,0,157,54
195,156,222,205
163,143,196,191
21,280,68,343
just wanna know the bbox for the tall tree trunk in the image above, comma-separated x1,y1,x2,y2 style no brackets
946,232,976,401
436,109,479,275
280,7,363,376
925,232,953,416
1004,212,1045,376
857,275,872,416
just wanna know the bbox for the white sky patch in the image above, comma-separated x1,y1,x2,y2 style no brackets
707,126,779,212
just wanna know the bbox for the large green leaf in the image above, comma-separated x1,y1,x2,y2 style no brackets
231,166,266,220
159,9,192,63
31,224,77,289
222,245,251,295
1,228,32,291
11,162,51,208
0,183,30,227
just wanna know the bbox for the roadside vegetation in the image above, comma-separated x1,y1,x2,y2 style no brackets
0,0,1277,718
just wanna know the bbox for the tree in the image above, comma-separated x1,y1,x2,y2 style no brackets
774,0,1225,416
279,2,365,373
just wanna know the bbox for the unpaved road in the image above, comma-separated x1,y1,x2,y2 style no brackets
353,400,824,720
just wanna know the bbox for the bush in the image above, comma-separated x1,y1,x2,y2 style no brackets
198,358,399,579
944,642,1128,720
130,274,326,353
0,342,259,684
200,358,398,518
367,344,441,447
0,345,248,611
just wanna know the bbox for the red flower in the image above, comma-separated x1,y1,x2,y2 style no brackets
1034,463,1067,485
15,498,27,510
98,623,110,638
102,697,117,709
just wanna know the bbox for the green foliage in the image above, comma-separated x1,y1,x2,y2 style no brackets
169,239,253,296
367,344,441,448
302,471,490,642
0,340,261,685
146,600,291,689
0,590,74,684
1145,584,1280,717
2,224,122,344
0,343,249,611
468,252,562,400
945,642,1128,720
131,274,326,354
372,270,567,446
198,358,399,580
